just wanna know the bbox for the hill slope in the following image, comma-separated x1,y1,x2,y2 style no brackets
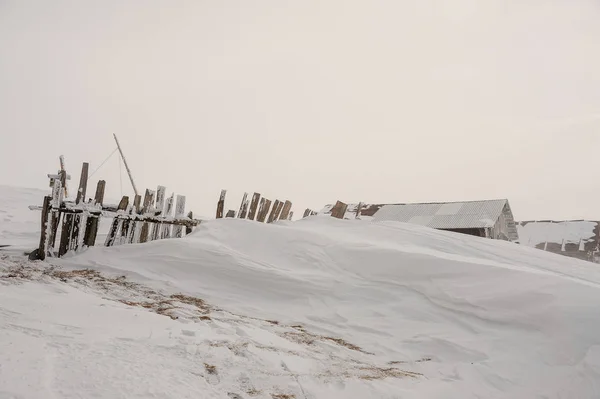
2,187,600,398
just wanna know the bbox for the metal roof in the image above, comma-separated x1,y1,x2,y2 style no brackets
372,199,510,229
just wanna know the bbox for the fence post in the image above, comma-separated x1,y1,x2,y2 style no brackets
288,211,294,221
216,190,226,219
152,185,167,240
267,200,280,223
248,193,261,220
161,193,174,239
36,196,52,260
186,211,194,235
105,196,129,247
139,189,155,243
257,199,271,222
173,195,186,238
225,210,236,218
280,200,292,221
75,162,89,204
238,193,248,219
83,180,105,247
273,200,284,222
355,202,364,219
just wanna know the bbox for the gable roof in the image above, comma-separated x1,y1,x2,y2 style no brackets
372,199,511,230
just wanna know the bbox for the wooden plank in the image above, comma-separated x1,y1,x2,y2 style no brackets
139,189,155,243
125,194,142,244
280,200,292,221
330,200,348,219
303,208,311,218
185,211,194,235
267,200,280,223
288,211,294,221
216,189,226,219
152,186,167,240
248,193,261,220
240,199,249,219
161,193,174,239
256,198,266,221
75,162,89,204
48,178,63,249
225,210,236,218
355,202,364,219
36,196,51,260
83,180,106,247
173,195,186,238
257,199,271,222
238,193,248,219
58,214,75,257
105,196,129,247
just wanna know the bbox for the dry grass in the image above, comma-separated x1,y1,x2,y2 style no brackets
281,328,372,354
246,388,262,396
204,363,217,375
357,366,422,380
271,394,296,399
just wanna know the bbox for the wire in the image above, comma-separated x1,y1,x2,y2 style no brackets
89,147,118,178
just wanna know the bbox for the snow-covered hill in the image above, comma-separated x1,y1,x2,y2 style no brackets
2,186,600,398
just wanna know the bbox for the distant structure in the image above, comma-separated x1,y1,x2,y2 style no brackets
318,203,386,220
517,220,600,263
371,199,519,242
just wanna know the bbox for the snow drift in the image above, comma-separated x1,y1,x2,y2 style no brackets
2,186,600,398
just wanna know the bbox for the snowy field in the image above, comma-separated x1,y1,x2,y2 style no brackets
2,186,600,398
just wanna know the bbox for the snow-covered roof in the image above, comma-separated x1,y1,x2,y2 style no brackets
517,220,599,248
372,199,511,230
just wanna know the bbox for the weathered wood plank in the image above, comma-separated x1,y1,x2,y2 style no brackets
160,193,174,239
355,202,364,219
330,200,348,219
256,198,266,221
216,189,226,219
105,196,129,247
280,200,292,221
186,211,194,235
225,210,236,218
37,196,51,260
240,199,249,219
152,186,167,240
267,200,280,223
139,189,155,243
173,195,186,238
75,162,89,204
288,211,294,221
248,193,261,220
238,193,248,219
257,199,271,222
83,180,106,247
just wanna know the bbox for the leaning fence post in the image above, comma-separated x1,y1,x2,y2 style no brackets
83,180,105,247
173,195,187,238
152,185,167,240
186,211,194,235
161,193,174,239
37,196,52,260
105,196,129,247
248,193,261,220
238,193,248,219
330,200,348,219
267,200,280,223
273,200,284,222
139,189,155,243
257,199,271,222
216,190,226,219
280,200,292,221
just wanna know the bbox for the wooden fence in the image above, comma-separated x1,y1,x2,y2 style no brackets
30,162,200,260
215,190,294,223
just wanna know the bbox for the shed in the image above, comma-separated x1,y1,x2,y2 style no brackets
372,199,519,241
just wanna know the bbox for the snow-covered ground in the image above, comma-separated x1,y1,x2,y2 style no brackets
2,186,600,398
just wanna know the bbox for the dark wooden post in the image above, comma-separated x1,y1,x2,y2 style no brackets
152,186,167,240
330,200,348,219
248,193,261,220
257,199,271,222
75,162,89,204
186,211,194,235
240,198,249,219
355,202,364,219
83,180,106,247
267,200,280,223
37,196,52,260
238,193,248,218
280,200,292,221
216,190,226,219
105,196,129,247
161,193,174,239
303,209,311,218
173,195,186,238
225,210,235,218
139,189,155,243
288,211,294,221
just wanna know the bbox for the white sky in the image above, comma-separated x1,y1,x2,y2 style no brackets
1,1,599,221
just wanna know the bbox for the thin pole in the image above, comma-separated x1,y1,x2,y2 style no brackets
113,134,139,197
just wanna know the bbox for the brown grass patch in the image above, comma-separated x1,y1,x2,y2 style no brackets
358,366,422,380
246,388,262,396
204,363,217,375
271,395,295,399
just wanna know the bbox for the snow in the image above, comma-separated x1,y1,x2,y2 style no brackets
518,220,598,247
2,187,600,398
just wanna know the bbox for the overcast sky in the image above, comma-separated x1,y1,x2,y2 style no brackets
1,1,599,221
